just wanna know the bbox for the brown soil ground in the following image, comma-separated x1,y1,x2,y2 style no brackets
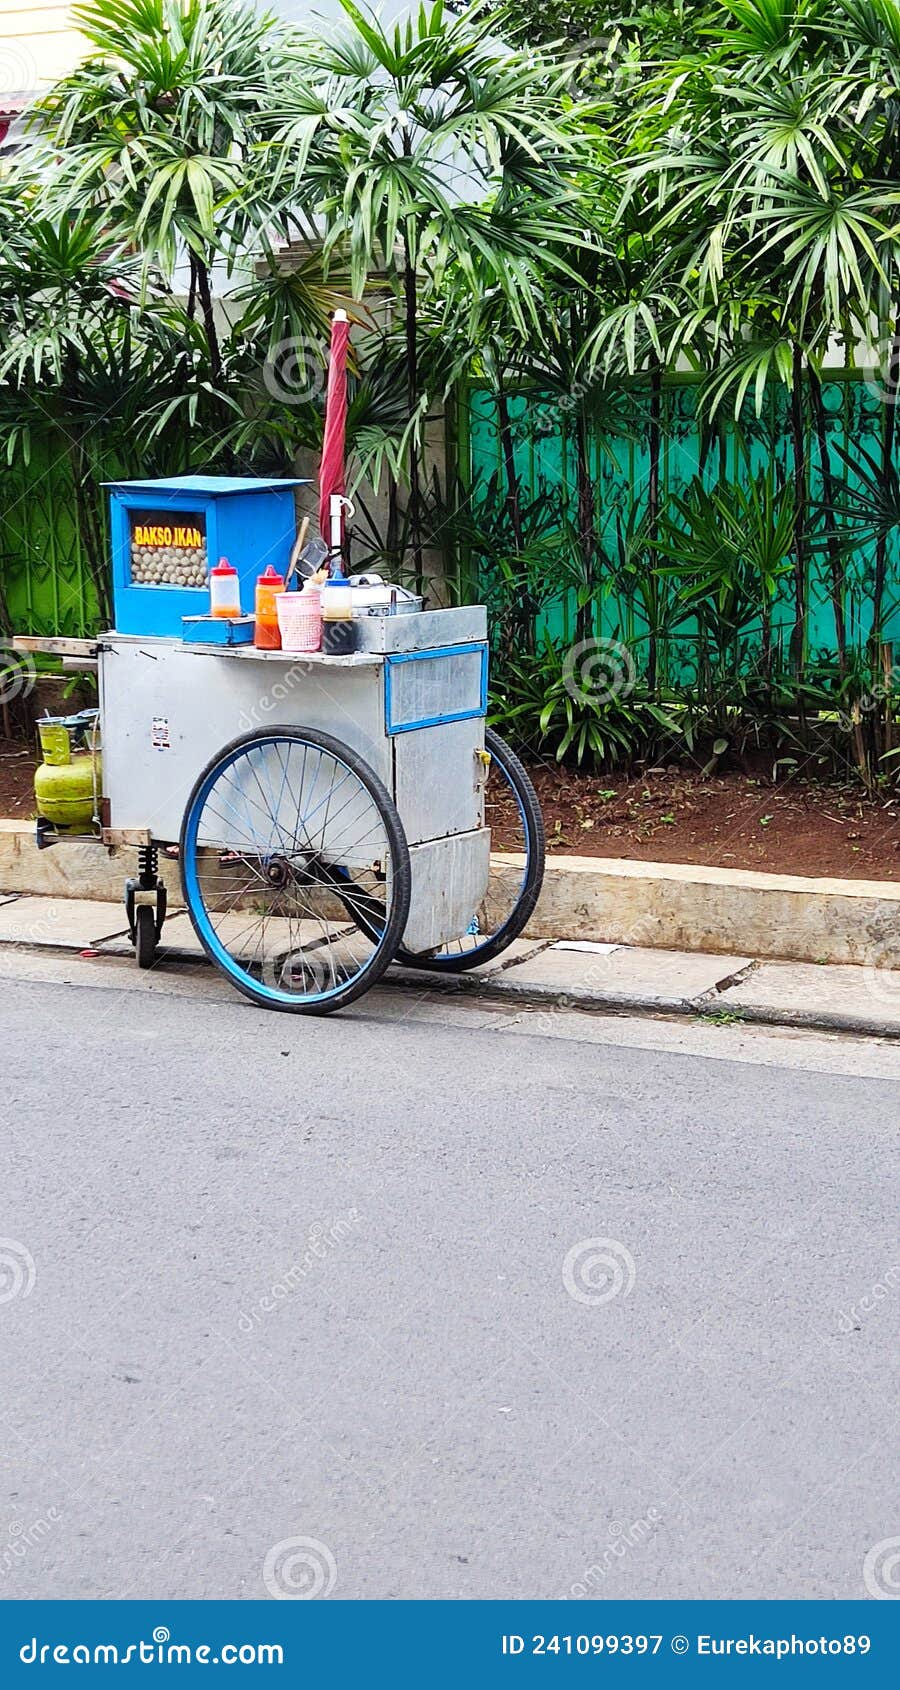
519,759,900,881
5,736,899,881
0,739,42,820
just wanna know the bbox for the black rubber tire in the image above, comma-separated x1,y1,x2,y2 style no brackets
179,726,411,1015
134,904,157,970
397,727,546,973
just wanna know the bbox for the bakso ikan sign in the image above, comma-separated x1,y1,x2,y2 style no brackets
129,508,207,587
133,522,203,548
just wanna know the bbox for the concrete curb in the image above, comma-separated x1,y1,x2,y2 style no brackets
2,821,900,969
464,972,900,1039
524,853,900,969
0,888,897,1039
0,822,181,902
391,950,900,1039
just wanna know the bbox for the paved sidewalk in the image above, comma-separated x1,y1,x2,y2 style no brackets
0,891,898,1040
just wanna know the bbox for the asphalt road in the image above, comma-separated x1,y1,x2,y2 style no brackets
0,948,897,1602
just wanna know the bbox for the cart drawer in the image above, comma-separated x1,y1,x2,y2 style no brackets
384,643,488,735
393,717,484,844
403,827,491,954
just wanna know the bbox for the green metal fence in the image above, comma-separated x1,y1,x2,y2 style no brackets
0,436,100,638
459,373,900,675
4,379,900,664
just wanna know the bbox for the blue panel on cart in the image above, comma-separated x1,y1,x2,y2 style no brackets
107,477,308,639
384,643,488,735
182,616,256,645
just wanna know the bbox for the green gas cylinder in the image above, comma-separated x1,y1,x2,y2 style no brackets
34,717,102,832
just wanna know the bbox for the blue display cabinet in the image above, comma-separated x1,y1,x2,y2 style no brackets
107,475,304,638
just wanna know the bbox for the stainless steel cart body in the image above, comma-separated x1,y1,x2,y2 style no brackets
99,607,492,957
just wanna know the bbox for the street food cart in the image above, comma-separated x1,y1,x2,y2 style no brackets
18,474,544,1015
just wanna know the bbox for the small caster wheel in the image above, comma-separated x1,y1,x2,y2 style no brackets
134,904,157,969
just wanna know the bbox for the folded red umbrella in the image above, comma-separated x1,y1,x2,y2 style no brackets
318,310,351,574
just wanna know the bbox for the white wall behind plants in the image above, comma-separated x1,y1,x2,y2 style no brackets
0,0,408,108
0,1,86,98
270,0,409,22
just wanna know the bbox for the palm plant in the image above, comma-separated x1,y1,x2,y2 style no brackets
491,629,682,767
0,191,179,621
37,0,295,385
265,0,594,587
433,471,574,651
652,467,796,689
596,0,900,768
432,194,638,647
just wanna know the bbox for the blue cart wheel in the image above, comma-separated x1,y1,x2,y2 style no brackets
179,727,411,1015
398,728,545,972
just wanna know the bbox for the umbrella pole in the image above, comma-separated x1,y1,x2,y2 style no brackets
321,307,350,578
330,493,344,577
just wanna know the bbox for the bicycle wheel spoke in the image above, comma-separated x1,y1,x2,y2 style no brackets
181,731,410,1013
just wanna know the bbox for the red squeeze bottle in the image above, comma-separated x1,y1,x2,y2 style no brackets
254,565,285,649
209,558,241,618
